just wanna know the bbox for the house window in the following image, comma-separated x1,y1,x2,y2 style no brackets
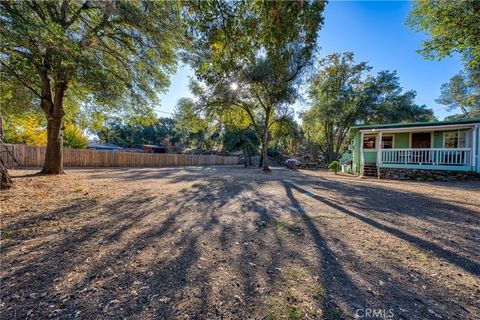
363,135,376,149
381,135,393,149
458,130,467,148
444,130,468,148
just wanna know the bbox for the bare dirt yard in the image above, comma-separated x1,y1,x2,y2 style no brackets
1,166,479,320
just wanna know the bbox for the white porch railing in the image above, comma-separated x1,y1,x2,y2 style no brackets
381,148,471,166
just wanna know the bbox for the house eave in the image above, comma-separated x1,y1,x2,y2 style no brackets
358,123,476,133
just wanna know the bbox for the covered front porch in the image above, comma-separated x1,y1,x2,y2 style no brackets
380,148,472,169
350,119,480,177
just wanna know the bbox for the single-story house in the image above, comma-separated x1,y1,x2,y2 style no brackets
349,119,480,179
87,143,124,152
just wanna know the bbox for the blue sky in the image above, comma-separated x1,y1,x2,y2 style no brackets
157,1,462,120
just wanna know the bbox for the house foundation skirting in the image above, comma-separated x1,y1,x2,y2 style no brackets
378,167,480,181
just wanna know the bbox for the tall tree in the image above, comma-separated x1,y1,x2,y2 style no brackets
0,1,183,173
359,70,435,124
436,71,480,119
407,0,480,84
184,0,326,171
223,127,260,166
270,115,302,155
302,52,371,164
303,53,435,164
174,98,221,152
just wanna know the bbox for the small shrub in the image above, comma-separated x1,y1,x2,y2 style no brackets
328,160,340,174
286,307,303,320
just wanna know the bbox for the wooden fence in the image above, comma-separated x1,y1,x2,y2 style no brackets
7,144,238,168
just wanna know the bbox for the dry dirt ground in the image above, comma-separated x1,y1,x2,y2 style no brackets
1,166,479,320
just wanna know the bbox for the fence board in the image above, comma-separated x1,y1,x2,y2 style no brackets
8,144,238,168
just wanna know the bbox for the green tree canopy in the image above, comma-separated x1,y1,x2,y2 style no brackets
184,0,326,170
223,127,260,166
302,52,435,163
436,71,480,119
359,70,434,124
407,0,480,83
174,97,221,152
1,0,183,173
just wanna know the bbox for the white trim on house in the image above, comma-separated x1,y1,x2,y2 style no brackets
381,134,394,149
442,129,470,148
360,131,364,174
362,133,377,150
472,126,477,170
359,123,477,133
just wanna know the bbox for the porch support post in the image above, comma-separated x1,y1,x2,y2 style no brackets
360,131,364,175
472,126,476,170
474,125,480,172
376,131,383,165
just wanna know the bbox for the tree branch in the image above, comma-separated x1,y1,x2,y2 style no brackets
0,61,41,98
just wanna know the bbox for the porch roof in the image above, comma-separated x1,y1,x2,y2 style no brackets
352,119,480,131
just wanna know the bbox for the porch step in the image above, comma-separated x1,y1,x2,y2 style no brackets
363,164,378,177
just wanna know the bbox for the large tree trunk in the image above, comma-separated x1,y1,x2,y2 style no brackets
39,78,67,175
262,110,270,172
41,116,64,174
1,160,14,190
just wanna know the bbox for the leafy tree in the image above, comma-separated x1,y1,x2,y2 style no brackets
0,1,183,173
270,115,302,155
3,113,47,146
63,123,88,149
302,52,371,164
407,0,480,83
93,116,180,150
174,97,221,152
436,71,480,119
185,0,326,171
223,127,260,166
359,70,435,124
303,52,435,164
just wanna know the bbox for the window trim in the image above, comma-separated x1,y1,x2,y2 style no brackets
362,134,377,150
381,134,394,149
443,130,469,148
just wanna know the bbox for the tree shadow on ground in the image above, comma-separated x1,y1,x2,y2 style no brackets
2,168,479,319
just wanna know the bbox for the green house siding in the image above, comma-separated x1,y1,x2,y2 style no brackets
364,151,377,163
393,133,409,148
349,120,480,174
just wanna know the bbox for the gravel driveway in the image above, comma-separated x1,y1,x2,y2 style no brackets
1,166,479,319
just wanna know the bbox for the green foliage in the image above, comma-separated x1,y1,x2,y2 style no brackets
407,0,480,83
63,123,88,149
302,52,435,163
0,1,184,108
0,80,39,117
185,0,327,169
328,161,340,174
174,98,220,152
0,1,184,171
223,127,260,160
95,117,179,149
286,307,303,320
270,116,303,155
302,52,372,163
359,70,435,124
267,147,281,158
436,71,480,118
